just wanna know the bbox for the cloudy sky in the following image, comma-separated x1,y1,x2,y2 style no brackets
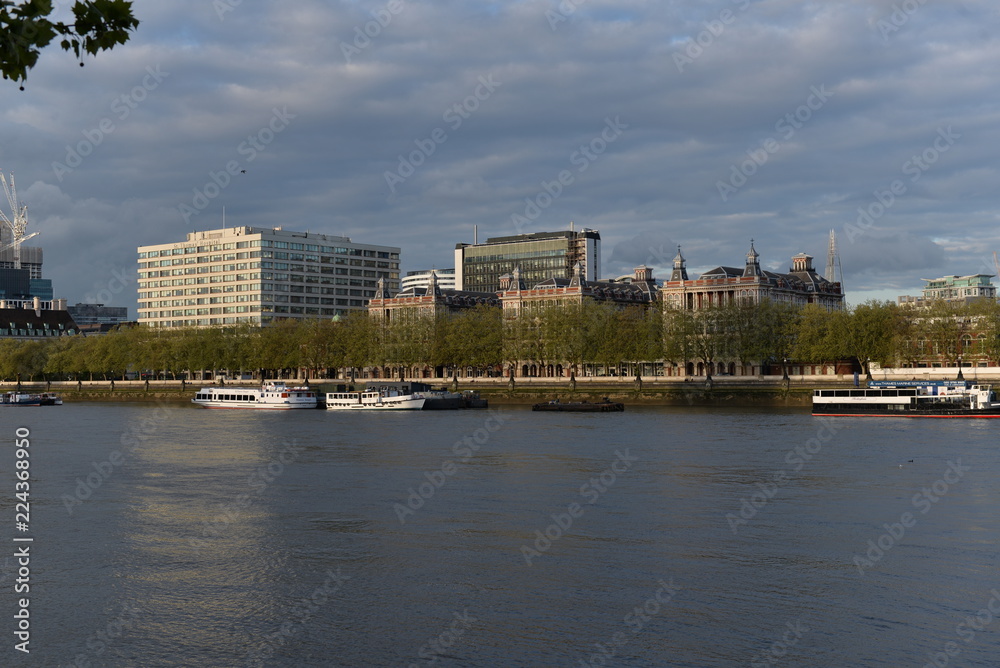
2,0,999,315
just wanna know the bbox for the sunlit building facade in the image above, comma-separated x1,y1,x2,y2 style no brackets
137,226,400,328
454,228,600,293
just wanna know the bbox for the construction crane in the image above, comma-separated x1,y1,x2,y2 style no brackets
0,171,39,270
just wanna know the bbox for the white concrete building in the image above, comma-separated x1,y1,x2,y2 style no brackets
137,226,400,327
400,268,456,292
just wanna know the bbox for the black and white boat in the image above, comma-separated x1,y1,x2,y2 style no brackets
812,380,1000,417
192,382,317,409
325,389,425,410
1,391,41,406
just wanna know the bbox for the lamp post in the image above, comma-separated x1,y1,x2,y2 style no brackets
865,357,872,381
957,355,964,381
782,358,789,382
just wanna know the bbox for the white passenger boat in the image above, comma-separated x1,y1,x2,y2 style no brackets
812,380,1000,417
325,389,425,410
192,382,317,409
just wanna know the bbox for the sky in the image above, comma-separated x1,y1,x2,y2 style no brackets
2,0,1000,316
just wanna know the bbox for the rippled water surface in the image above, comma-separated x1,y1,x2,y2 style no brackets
5,403,1000,666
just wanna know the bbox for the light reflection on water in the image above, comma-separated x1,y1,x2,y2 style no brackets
11,403,1000,666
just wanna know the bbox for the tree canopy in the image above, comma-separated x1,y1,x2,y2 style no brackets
1,0,139,88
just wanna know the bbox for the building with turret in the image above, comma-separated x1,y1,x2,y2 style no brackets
659,242,844,311
366,271,499,322
498,263,658,319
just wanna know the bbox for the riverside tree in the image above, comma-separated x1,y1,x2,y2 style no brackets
1,1,139,87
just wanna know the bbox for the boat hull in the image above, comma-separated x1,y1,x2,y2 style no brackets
326,397,425,410
532,402,624,412
193,384,318,409
813,407,1000,418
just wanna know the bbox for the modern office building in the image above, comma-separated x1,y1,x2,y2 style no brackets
0,232,52,301
0,226,42,279
660,242,844,311
67,303,129,326
454,228,600,293
137,226,400,328
0,267,56,307
898,274,997,307
401,268,456,292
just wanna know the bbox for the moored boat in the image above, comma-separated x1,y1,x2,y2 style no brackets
1,391,41,406
532,398,624,412
325,389,425,410
192,382,317,409
812,380,1000,417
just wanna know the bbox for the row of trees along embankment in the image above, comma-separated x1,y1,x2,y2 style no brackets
2,298,998,381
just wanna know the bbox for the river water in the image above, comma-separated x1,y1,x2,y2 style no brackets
3,402,999,667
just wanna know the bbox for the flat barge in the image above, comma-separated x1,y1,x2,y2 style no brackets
532,399,624,412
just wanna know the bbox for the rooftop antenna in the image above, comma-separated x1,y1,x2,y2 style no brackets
0,172,40,269
474,224,478,245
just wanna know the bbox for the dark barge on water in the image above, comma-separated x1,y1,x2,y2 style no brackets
532,398,624,412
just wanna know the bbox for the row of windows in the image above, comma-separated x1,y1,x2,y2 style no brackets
139,291,373,309
139,253,400,268
139,263,395,279
141,301,364,322
147,309,353,327
139,242,399,259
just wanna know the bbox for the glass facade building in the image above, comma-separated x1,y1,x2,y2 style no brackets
454,229,600,293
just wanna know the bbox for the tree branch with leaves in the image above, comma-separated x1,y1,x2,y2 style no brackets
1,0,139,88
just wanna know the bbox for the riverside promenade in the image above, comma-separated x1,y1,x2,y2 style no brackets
5,366,994,406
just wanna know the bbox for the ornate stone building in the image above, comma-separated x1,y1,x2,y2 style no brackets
497,264,658,317
660,242,844,311
366,272,499,322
